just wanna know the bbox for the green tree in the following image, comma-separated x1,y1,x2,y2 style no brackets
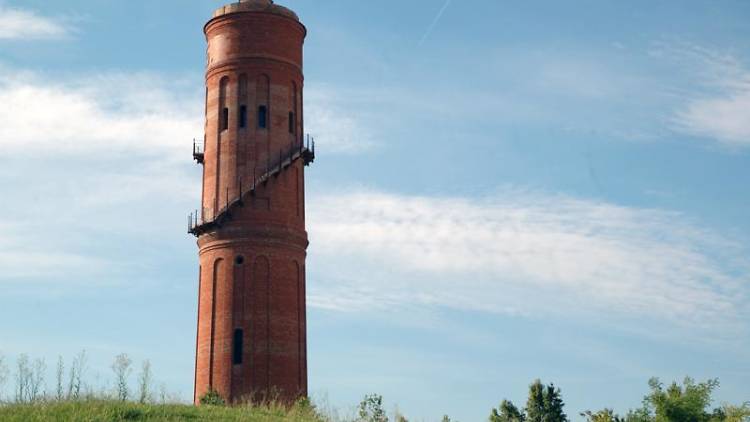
542,383,567,422
490,380,567,422
719,403,750,422
490,399,525,422
644,377,719,422
624,407,653,422
525,381,546,422
581,409,625,422
585,378,749,422
526,380,567,422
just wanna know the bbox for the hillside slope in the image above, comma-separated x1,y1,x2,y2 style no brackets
0,400,325,421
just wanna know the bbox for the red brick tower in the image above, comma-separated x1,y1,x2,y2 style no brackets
188,0,313,405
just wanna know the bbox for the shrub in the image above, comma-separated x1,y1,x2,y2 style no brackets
199,389,225,406
357,394,388,422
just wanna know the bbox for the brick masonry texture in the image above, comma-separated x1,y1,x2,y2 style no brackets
194,0,308,405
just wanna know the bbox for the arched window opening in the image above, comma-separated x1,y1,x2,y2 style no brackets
219,76,229,132
204,87,208,117
221,107,229,131
258,105,267,129
239,105,247,129
232,329,243,365
235,255,245,265
288,111,294,134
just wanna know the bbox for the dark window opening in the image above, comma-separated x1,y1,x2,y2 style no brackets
239,105,247,128
258,105,267,129
232,329,243,365
235,255,244,265
288,111,294,134
221,107,229,131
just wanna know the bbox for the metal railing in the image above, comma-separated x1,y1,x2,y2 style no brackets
193,138,205,164
187,134,315,236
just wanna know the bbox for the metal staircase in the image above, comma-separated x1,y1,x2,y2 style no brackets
188,136,315,237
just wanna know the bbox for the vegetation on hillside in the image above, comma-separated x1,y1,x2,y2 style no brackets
0,399,324,421
490,378,750,422
0,351,748,421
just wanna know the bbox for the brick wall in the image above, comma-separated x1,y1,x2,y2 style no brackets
194,3,308,405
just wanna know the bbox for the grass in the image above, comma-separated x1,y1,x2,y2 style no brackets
0,399,327,422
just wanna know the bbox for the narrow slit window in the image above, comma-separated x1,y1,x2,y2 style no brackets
288,111,294,134
239,105,247,129
221,107,229,131
232,329,243,365
258,105,267,129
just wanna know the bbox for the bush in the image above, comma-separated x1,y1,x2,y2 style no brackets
357,394,388,422
199,389,225,406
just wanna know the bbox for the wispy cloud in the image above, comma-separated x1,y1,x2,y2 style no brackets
0,65,381,285
673,83,750,147
308,188,749,335
0,6,71,40
0,66,202,281
664,43,750,147
0,68,202,156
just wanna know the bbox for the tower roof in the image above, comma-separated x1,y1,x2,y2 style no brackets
210,0,299,22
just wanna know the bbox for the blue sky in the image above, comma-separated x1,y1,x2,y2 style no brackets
0,0,749,420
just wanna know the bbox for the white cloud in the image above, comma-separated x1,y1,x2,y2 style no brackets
0,66,203,281
673,82,750,147
0,69,203,155
0,70,373,157
665,43,750,147
307,188,749,333
0,7,70,40
0,65,381,285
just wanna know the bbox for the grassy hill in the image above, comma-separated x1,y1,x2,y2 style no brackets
0,400,326,421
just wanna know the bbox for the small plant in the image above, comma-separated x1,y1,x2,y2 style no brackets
199,389,226,406
137,360,152,404
55,356,64,401
0,353,8,402
29,358,46,403
294,395,317,413
288,396,327,421
67,350,88,400
357,393,388,422
111,353,133,401
14,354,45,403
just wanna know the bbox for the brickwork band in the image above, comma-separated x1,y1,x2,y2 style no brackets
193,0,308,405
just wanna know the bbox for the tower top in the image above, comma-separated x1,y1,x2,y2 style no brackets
210,0,300,22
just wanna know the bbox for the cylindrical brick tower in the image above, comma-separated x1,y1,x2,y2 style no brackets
188,0,313,405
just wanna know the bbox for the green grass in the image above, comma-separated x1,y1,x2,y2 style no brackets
0,399,327,422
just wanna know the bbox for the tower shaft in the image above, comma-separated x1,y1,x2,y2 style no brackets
192,0,309,405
